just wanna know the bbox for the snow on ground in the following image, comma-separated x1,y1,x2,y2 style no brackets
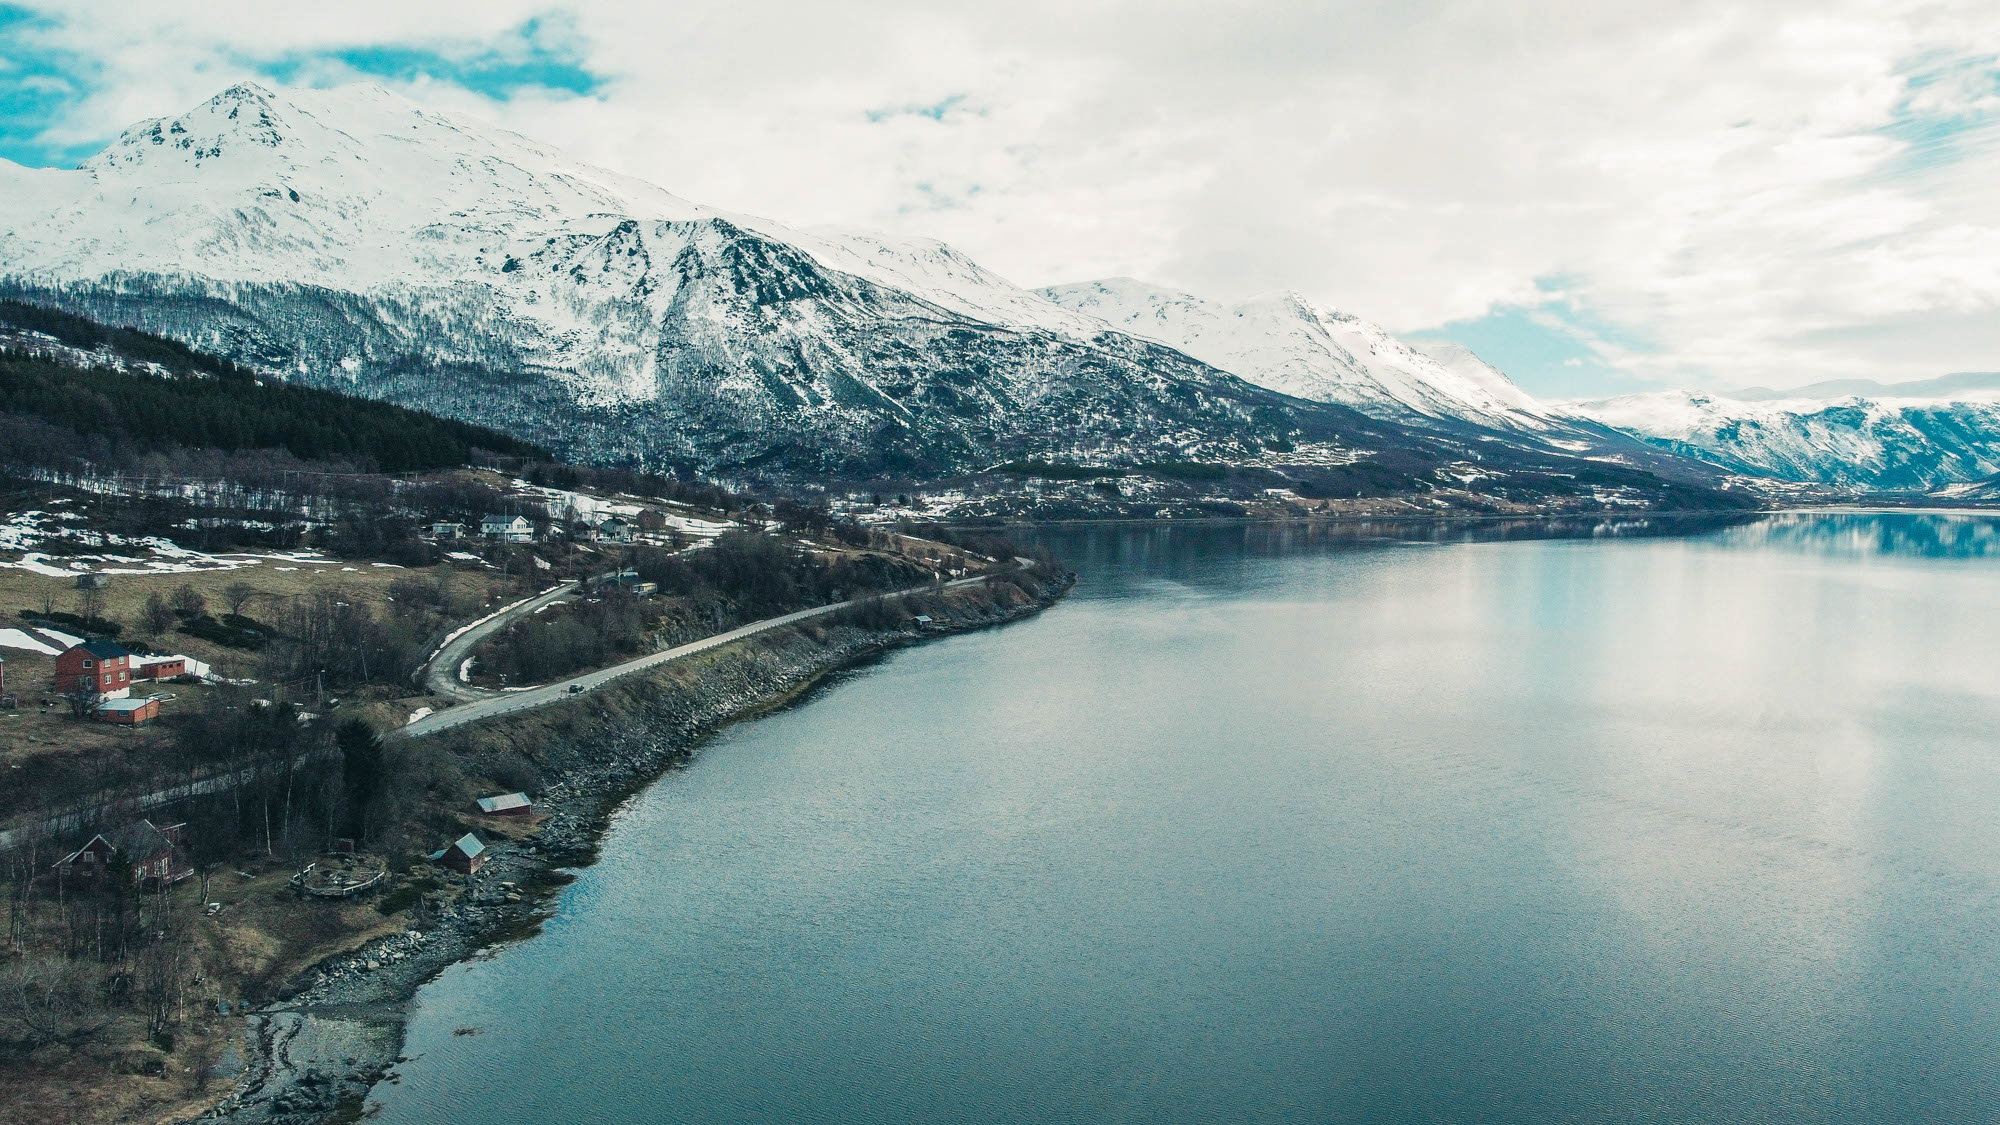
458,658,475,683
0,628,59,655
405,706,433,725
1,508,337,576
35,627,83,649
660,513,734,537
446,551,482,561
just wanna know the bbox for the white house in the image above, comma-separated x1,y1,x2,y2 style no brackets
593,517,634,544
480,514,535,543
429,521,465,539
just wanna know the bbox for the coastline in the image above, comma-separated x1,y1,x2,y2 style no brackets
190,571,1074,1125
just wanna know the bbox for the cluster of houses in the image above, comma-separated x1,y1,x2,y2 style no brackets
39,792,539,904
50,639,200,724
427,513,636,546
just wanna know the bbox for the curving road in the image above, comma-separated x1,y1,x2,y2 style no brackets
418,579,582,701
0,573,1010,851
397,574,992,740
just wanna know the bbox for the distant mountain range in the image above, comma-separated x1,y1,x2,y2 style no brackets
1568,387,2000,492
0,80,1848,511
1729,372,2000,403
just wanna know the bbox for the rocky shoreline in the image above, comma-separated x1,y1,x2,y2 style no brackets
191,572,1072,1124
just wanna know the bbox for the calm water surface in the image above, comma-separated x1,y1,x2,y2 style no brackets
366,513,2000,1124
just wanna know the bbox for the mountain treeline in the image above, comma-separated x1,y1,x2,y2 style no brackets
0,301,546,472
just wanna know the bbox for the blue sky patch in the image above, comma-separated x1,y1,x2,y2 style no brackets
1872,52,2000,178
866,93,972,124
264,18,604,102
0,4,101,167
1408,284,1651,399
0,11,603,167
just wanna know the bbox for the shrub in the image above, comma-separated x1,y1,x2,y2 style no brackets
377,884,425,915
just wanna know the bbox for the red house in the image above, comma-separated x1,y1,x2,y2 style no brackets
54,640,132,698
54,821,193,888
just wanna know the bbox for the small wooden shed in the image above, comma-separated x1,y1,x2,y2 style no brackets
432,833,487,875
95,696,160,725
475,792,533,817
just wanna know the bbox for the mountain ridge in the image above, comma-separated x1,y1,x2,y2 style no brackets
0,81,1747,515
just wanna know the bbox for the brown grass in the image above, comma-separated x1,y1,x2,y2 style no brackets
0,856,413,1125
0,556,519,678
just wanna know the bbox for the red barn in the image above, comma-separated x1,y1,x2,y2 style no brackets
432,833,488,875
54,640,132,698
136,655,187,681
54,821,193,888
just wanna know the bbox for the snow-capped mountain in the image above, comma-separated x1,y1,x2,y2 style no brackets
0,81,1741,511
0,82,1400,475
1040,279,1554,431
1570,389,2000,491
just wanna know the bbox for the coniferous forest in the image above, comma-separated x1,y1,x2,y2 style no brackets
0,301,545,473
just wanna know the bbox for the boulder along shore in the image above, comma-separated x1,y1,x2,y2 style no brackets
192,570,1073,1125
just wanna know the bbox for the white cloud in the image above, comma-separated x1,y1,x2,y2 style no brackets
9,0,2000,392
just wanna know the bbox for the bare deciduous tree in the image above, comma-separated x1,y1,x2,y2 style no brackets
142,591,175,636
222,581,256,617
169,584,207,621
63,682,101,720
0,956,109,1048
74,585,107,624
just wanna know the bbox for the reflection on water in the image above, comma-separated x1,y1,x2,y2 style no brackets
366,511,2000,1125
1708,510,2000,558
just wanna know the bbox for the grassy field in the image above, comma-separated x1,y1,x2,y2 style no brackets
0,557,532,828
0,555,524,680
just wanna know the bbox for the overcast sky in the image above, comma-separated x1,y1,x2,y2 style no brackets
4,1,1999,397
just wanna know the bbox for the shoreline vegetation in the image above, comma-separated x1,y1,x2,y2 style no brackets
191,567,1072,1125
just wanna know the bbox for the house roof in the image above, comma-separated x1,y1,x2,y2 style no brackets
72,639,129,660
96,697,155,713
57,819,177,867
448,833,486,859
476,792,531,813
482,513,528,525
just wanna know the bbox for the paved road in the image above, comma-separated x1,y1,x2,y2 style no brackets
418,579,581,701
397,574,990,740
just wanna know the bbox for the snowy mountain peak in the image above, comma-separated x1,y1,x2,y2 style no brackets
1040,278,1554,430
1567,387,2000,490
0,80,1726,491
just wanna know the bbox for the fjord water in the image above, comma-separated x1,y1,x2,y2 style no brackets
367,513,2000,1124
